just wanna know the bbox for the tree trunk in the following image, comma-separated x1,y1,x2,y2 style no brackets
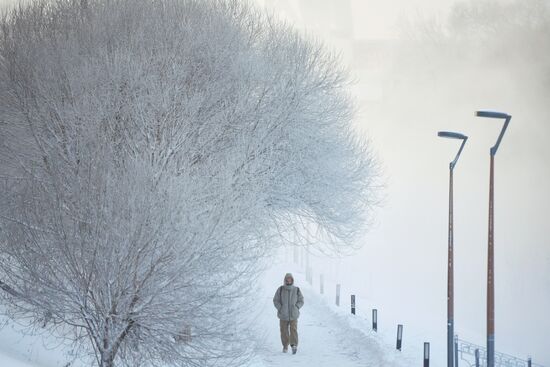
100,353,115,367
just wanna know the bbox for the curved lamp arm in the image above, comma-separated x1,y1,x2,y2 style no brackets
438,131,469,170
475,110,512,156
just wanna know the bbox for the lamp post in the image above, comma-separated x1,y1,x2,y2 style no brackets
438,131,468,367
475,110,511,367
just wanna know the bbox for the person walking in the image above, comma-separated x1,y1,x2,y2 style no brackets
273,273,304,354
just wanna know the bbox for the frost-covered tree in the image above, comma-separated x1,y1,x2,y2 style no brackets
0,0,377,366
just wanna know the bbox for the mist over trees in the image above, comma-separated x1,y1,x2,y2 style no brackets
0,0,378,366
397,0,550,100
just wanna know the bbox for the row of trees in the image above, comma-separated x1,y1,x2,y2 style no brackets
0,0,377,366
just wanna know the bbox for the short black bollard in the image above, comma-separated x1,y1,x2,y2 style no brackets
423,342,430,367
320,274,324,294
454,335,459,367
372,309,378,332
528,357,532,367
475,349,480,367
351,295,356,315
335,284,341,306
396,324,403,351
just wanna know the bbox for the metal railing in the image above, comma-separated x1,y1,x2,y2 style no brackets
457,338,544,367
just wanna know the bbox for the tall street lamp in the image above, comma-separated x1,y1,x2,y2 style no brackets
438,131,468,367
475,110,511,367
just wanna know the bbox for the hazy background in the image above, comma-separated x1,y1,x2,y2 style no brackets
254,0,549,365
0,0,547,365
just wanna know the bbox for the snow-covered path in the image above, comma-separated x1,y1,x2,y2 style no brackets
249,262,409,367
1,261,412,367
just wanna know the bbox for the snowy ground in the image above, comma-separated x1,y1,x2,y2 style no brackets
1,261,414,367
0,316,83,367
0,353,37,367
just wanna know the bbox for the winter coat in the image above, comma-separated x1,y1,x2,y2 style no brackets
273,281,304,321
